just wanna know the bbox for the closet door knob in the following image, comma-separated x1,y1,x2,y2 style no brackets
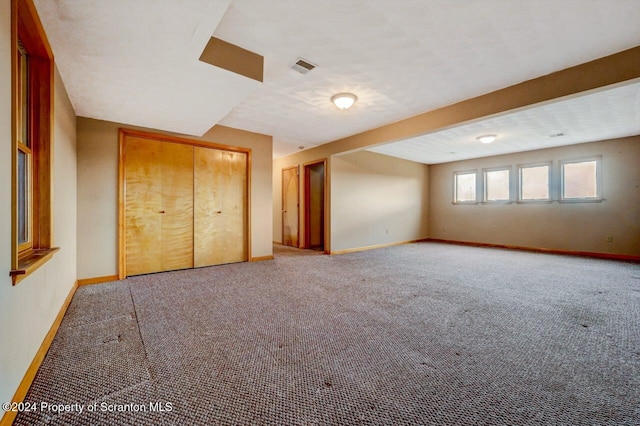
159,210,165,214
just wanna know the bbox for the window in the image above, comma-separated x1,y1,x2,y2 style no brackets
11,0,56,284
561,157,601,201
454,171,477,203
17,41,32,252
519,163,550,202
484,168,510,202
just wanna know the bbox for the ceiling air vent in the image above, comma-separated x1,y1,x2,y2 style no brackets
290,58,316,74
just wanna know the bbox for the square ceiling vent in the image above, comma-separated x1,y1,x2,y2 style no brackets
290,58,316,74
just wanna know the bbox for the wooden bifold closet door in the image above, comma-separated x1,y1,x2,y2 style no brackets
123,134,247,276
194,147,247,267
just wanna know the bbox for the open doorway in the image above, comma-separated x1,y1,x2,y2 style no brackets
304,160,326,252
281,166,299,247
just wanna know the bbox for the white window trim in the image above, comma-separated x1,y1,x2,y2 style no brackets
482,166,513,204
453,170,479,204
517,161,553,203
559,156,603,203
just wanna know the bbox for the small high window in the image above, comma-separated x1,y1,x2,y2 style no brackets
484,168,510,202
561,157,601,201
454,171,477,203
519,164,550,202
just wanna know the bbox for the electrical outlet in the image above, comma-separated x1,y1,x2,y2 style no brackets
606,235,613,242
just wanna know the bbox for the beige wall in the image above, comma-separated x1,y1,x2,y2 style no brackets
76,118,273,279
273,149,429,253
429,136,640,256
0,0,78,407
331,151,429,252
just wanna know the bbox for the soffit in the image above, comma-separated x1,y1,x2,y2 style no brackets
33,0,261,136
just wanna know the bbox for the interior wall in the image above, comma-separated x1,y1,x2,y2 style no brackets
0,0,78,407
429,136,640,256
330,151,429,252
76,118,272,280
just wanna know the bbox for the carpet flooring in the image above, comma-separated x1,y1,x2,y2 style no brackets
15,242,640,425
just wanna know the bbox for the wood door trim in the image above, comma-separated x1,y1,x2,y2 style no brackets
118,129,251,278
246,150,252,261
117,131,126,279
120,128,251,154
302,159,327,251
282,165,300,247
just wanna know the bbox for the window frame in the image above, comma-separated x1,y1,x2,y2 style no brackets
482,166,512,204
10,0,57,285
517,162,552,203
453,170,479,204
17,41,33,254
560,156,602,203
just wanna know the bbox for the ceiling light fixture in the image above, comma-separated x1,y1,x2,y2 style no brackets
331,93,357,110
477,134,497,144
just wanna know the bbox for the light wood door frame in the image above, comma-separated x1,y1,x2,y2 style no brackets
118,128,252,279
281,166,300,247
303,159,327,252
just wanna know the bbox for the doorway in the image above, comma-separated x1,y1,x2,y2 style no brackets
282,166,299,247
304,160,326,252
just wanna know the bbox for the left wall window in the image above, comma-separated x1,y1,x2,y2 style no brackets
11,0,57,284
17,41,32,251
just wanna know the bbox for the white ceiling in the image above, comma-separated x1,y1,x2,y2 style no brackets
34,0,640,161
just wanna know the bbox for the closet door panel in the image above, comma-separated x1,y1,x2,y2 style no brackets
125,137,163,275
160,142,194,271
221,151,247,264
194,148,247,267
194,148,224,267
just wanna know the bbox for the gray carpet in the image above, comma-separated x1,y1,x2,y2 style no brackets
15,242,640,425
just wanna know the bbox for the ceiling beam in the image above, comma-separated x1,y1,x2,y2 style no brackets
286,45,640,161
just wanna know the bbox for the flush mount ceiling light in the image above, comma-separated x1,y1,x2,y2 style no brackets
477,134,497,144
331,93,357,110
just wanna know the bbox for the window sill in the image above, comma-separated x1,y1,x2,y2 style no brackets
481,201,514,205
10,247,60,285
559,198,604,204
516,200,553,204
